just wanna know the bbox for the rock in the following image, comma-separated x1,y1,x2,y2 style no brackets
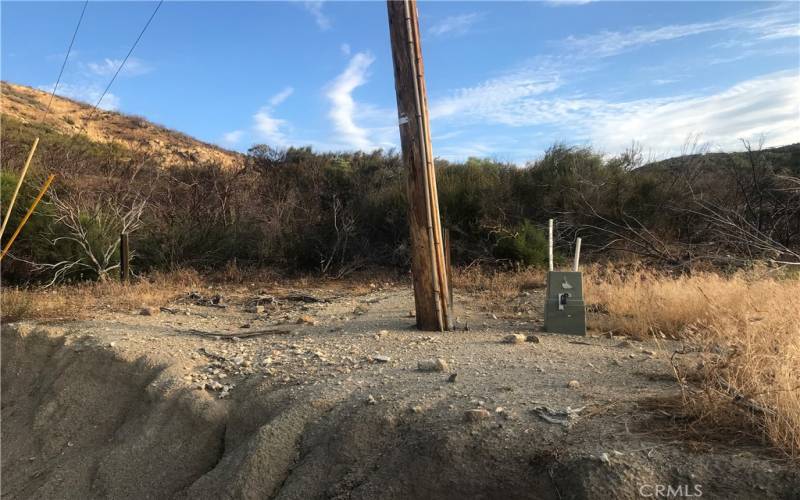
491,313,498,320
642,349,656,356
599,452,610,464
372,355,391,363
139,306,159,316
526,335,541,343
502,334,526,344
464,408,492,422
366,394,377,405
447,373,458,383
411,405,423,413
567,380,580,389
297,315,317,325
617,340,635,348
247,305,265,314
407,310,416,318
418,358,448,372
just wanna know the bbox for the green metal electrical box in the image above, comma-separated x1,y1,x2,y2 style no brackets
543,271,586,335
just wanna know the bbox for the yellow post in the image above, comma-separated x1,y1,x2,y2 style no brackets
1,137,40,238
0,174,55,262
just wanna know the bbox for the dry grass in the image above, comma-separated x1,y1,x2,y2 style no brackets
452,267,546,303
1,269,202,323
583,264,799,459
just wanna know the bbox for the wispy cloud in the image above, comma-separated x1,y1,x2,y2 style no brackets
38,82,120,110
326,51,377,150
221,130,244,147
432,71,799,158
87,57,152,77
430,61,563,122
269,86,294,107
545,0,593,6
252,87,295,146
304,1,331,30
428,13,482,38
340,43,351,56
582,71,800,155
563,4,799,57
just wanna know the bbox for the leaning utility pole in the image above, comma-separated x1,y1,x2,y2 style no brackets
387,0,451,331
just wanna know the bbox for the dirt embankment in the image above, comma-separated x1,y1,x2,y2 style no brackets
2,287,798,499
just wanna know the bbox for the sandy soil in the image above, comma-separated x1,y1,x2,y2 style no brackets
2,283,798,499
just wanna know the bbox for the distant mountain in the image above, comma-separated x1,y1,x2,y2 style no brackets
638,143,800,175
1,81,243,169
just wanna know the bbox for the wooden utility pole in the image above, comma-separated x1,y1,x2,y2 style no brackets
387,0,451,331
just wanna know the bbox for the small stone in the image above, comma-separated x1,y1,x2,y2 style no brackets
491,313,498,320
418,358,448,372
297,315,317,325
599,453,610,464
139,306,159,316
617,340,635,348
502,334,526,344
526,335,541,344
241,360,252,367
247,305,265,314
567,380,580,389
411,405,423,413
372,355,391,363
464,408,492,422
447,373,458,383
366,394,377,405
407,310,416,318
642,349,656,356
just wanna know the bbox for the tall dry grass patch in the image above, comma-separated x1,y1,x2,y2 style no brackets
1,269,202,323
585,265,799,458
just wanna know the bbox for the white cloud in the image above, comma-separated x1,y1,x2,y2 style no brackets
269,86,294,107
563,4,799,58
545,0,593,5
430,66,562,122
583,71,800,155
87,57,151,77
326,52,377,150
254,109,289,146
340,43,351,56
429,13,482,38
38,82,120,111
221,130,244,146
251,88,296,146
432,71,799,157
304,1,331,30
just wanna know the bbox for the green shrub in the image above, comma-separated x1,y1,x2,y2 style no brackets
493,221,550,266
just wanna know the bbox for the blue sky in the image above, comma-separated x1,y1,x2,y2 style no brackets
2,1,798,163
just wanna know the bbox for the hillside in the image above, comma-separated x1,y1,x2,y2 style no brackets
1,81,242,169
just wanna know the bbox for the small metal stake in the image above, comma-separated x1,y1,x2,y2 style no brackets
120,232,130,283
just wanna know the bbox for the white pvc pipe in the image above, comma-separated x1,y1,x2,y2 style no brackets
573,237,582,272
548,219,554,272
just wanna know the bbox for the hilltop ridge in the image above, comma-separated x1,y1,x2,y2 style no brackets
1,81,243,168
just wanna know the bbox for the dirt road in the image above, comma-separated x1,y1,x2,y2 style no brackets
2,284,797,498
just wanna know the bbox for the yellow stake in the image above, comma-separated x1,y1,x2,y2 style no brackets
1,137,40,238
0,174,55,262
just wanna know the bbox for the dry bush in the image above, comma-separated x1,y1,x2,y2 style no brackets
584,264,799,458
1,287,73,323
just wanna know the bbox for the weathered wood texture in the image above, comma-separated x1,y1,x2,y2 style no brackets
387,0,450,330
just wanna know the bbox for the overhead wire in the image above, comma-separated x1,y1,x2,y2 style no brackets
39,0,89,124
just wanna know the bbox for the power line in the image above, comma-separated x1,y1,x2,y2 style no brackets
76,0,164,136
40,0,89,123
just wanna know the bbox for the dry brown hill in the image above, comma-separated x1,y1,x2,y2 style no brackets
1,81,243,168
